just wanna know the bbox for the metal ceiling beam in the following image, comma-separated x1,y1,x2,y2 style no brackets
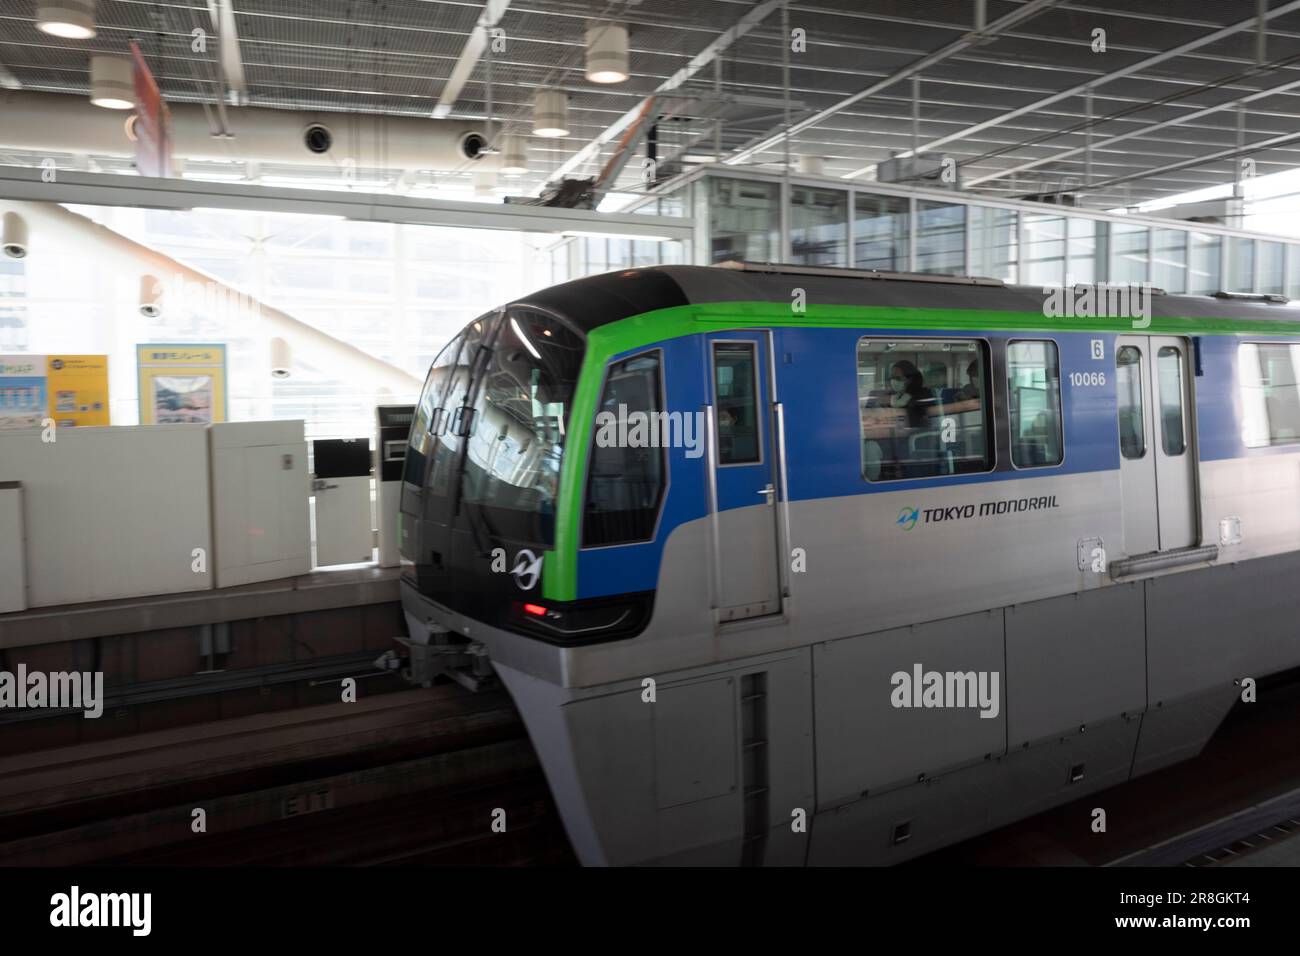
0,62,20,91
1051,128,1300,197
0,167,695,241
842,0,1300,180
966,69,1300,188
1050,0,1300,40
541,0,786,187
432,0,513,119
723,0,1065,167
207,0,248,105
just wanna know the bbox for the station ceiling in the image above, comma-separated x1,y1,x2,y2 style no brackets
2,0,1300,209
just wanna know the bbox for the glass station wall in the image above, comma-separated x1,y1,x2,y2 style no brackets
551,170,1300,298
5,203,554,438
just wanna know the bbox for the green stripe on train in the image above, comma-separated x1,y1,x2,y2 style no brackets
541,299,1300,601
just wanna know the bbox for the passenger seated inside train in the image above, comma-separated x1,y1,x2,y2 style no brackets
717,403,760,461
889,360,933,426
958,360,980,401
940,360,982,415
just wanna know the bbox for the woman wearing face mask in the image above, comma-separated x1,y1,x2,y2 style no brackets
888,360,931,427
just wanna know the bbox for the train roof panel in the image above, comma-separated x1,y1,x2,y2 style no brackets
511,264,1300,334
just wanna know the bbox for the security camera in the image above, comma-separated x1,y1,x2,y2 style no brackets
2,212,27,259
303,124,333,154
459,131,488,161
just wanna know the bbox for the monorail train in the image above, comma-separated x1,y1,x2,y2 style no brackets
398,261,1300,865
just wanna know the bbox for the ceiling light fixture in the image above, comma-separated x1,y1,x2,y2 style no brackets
35,0,96,39
798,155,827,176
500,134,528,175
89,55,133,109
585,22,629,84
533,89,569,138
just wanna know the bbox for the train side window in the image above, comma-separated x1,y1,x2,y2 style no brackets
583,352,667,547
1116,346,1145,459
713,343,761,465
1239,343,1300,447
857,338,992,481
1007,340,1063,468
1157,346,1186,456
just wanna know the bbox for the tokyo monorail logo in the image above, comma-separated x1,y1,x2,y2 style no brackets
896,495,1059,529
511,549,542,590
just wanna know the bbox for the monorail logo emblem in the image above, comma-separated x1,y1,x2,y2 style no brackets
511,549,542,591
897,495,1060,530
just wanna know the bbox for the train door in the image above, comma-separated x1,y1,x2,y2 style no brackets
1114,335,1197,555
706,333,784,622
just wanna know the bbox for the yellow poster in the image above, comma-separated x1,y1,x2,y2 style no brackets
136,344,227,425
46,355,110,427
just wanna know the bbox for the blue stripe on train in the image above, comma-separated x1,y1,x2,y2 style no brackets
575,326,1286,599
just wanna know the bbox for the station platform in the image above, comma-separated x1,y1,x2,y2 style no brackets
0,565,400,649
0,566,407,756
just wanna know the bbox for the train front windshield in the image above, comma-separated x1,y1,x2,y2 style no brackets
404,307,585,552
460,309,584,544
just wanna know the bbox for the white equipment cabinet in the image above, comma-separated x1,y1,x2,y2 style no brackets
311,437,373,567
0,481,26,612
209,420,311,588
0,424,213,606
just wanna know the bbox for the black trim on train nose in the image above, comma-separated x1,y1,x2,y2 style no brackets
507,591,656,646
